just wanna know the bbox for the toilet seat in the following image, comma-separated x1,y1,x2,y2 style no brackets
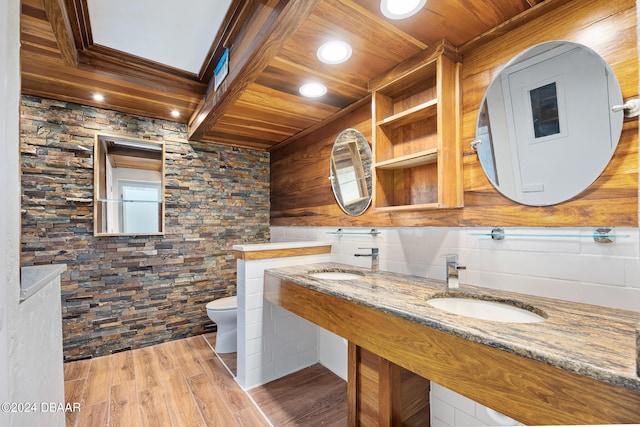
206,296,237,311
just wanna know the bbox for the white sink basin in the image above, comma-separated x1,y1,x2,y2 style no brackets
308,270,364,280
427,297,545,323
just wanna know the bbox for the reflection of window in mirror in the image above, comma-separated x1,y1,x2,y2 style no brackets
94,134,165,236
530,82,560,138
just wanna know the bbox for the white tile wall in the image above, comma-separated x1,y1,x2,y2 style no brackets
271,226,640,310
236,252,331,390
271,225,640,426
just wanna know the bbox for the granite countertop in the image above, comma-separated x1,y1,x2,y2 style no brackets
265,262,640,392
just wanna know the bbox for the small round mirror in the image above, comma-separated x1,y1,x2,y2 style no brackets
475,41,624,206
330,128,372,216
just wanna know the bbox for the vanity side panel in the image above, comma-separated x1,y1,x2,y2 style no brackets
270,0,638,227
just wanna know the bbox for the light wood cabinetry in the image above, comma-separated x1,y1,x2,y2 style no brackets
348,343,430,427
370,39,462,211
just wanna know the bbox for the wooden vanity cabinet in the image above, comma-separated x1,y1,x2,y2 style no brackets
348,343,430,427
370,39,463,211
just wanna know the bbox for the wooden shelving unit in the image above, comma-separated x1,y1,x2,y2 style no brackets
370,39,463,211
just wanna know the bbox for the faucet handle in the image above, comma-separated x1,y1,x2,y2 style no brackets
444,254,458,263
358,247,378,254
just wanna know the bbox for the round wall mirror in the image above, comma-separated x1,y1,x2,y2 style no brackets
474,41,624,206
330,128,372,216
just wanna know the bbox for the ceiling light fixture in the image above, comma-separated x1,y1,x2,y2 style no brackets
170,109,180,118
92,93,105,102
317,40,352,64
299,82,327,98
380,0,426,20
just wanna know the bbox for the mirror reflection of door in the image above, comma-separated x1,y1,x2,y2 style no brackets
332,140,368,205
329,128,373,216
94,134,165,235
119,181,162,234
502,44,615,205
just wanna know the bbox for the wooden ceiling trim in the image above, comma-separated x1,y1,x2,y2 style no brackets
198,130,276,150
458,0,573,55
269,94,371,152
260,57,369,101
200,0,255,83
21,56,202,121
368,39,460,91
42,0,77,66
212,119,297,143
224,103,320,135
236,84,340,121
64,0,206,85
187,0,322,142
78,45,204,85
335,0,427,51
22,50,204,102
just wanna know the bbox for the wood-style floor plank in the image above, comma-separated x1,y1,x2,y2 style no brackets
138,387,172,427
110,351,135,386
110,380,139,427
75,401,109,427
64,378,86,427
159,368,206,427
153,341,180,372
250,363,348,426
132,346,161,391
64,358,90,381
173,338,204,378
83,356,112,407
64,334,346,427
187,373,239,426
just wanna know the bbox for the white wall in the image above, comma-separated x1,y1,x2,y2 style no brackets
271,225,640,425
1,2,66,425
0,0,22,424
236,252,332,389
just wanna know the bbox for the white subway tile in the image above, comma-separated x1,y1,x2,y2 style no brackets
431,395,455,426
245,307,263,325
455,407,487,427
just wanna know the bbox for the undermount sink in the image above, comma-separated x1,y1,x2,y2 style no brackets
308,269,364,280
427,296,546,323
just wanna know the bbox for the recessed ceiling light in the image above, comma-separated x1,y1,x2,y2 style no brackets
299,82,327,98
93,93,105,102
170,109,180,118
317,41,352,64
380,0,426,20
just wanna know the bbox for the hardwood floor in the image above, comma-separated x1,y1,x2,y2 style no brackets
64,334,347,426
249,364,347,426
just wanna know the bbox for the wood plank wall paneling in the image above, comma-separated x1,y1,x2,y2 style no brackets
270,0,639,227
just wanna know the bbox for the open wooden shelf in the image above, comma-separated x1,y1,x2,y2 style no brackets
374,148,438,170
370,39,463,211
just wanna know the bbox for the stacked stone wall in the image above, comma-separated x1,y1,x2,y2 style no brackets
20,95,270,360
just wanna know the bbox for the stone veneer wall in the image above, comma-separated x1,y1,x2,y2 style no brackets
19,95,270,361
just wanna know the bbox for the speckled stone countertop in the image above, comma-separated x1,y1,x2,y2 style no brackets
265,262,640,392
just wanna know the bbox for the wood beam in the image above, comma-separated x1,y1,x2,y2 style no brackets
187,0,322,142
42,0,78,66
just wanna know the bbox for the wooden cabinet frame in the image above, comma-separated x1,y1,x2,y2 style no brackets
370,40,463,211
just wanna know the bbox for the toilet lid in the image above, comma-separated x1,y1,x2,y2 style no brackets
206,295,237,311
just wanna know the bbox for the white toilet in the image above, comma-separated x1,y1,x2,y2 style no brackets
206,295,238,354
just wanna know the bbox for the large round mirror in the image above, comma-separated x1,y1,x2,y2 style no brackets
474,41,624,206
330,128,372,216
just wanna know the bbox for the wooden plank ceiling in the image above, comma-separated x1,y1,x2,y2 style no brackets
20,0,546,150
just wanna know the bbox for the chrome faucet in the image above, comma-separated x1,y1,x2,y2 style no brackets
445,255,466,289
355,247,379,272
